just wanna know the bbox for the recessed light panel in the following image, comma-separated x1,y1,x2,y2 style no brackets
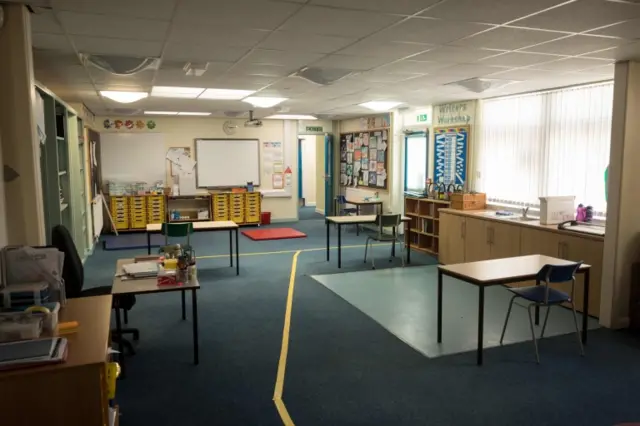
199,88,256,100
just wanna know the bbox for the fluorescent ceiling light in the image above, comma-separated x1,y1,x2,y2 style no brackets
178,112,211,116
198,88,255,100
100,91,148,103
359,101,402,111
265,114,317,120
144,111,178,115
151,86,205,99
243,97,288,108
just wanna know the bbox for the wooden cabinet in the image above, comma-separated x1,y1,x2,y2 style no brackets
440,212,466,264
464,217,491,262
488,221,521,260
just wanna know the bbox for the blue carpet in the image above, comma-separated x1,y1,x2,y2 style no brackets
299,206,324,220
82,219,640,426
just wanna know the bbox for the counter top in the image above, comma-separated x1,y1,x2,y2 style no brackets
439,208,604,242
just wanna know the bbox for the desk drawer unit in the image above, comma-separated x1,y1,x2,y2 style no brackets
110,196,129,230
245,193,261,224
230,194,245,223
212,193,230,221
146,195,165,224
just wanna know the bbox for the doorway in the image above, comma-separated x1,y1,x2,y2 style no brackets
298,135,324,220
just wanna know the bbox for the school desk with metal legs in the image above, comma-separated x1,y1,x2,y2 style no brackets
113,258,200,376
345,199,383,235
146,221,240,275
325,215,411,268
437,254,591,366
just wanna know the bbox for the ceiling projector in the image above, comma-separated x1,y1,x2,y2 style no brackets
244,110,262,128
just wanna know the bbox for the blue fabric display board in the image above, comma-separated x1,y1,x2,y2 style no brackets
434,126,469,186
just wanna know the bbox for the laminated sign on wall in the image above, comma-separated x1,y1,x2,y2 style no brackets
434,126,468,186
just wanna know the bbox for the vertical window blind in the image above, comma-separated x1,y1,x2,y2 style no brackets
475,82,613,216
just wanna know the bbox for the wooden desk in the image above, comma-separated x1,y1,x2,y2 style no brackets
345,199,383,235
0,295,113,426
113,259,200,374
325,215,411,268
146,220,240,275
437,255,591,365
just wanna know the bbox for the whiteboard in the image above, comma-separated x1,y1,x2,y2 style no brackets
100,133,166,184
195,139,260,187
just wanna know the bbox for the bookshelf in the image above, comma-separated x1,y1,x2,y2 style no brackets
404,196,450,257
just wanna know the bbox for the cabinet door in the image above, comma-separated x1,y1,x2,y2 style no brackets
519,227,563,290
563,235,603,317
489,222,521,260
464,217,491,262
440,213,465,264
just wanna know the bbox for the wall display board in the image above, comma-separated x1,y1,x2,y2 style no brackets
100,133,166,185
433,126,469,186
340,129,389,189
195,138,260,188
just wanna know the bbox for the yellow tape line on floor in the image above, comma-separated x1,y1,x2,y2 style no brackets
197,243,393,259
273,250,301,426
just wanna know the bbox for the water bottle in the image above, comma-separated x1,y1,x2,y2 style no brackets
585,206,594,222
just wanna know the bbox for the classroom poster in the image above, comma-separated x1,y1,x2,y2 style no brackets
339,128,389,189
434,126,468,186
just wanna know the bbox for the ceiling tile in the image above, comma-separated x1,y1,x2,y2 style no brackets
422,0,568,24
280,6,402,37
584,41,640,61
479,51,565,67
88,68,155,85
58,11,170,40
153,68,232,86
338,40,432,59
511,0,640,33
587,19,640,39
411,46,500,63
521,35,627,55
310,54,393,70
74,36,164,57
32,34,74,52
242,49,325,67
452,27,567,50
309,0,441,14
163,43,250,62
52,0,177,20
232,63,293,77
175,0,301,30
376,59,455,74
378,17,493,44
169,25,269,47
214,75,280,89
487,68,564,81
528,57,613,71
31,10,64,34
349,71,422,83
259,31,356,54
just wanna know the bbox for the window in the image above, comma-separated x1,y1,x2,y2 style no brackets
475,82,613,215
405,133,428,191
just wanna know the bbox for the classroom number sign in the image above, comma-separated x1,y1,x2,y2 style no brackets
434,126,468,186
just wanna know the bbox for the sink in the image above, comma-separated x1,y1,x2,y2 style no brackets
506,216,537,222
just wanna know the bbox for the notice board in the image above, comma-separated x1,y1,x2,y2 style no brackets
339,129,389,189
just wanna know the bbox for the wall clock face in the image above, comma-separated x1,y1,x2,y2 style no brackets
223,120,238,135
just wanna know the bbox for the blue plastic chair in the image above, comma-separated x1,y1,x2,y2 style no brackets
500,262,585,363
335,195,357,216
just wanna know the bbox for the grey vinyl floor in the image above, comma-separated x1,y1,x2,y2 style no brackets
312,265,600,360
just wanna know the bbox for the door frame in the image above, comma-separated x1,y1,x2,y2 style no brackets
324,133,334,216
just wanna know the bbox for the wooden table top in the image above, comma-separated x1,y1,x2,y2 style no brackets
0,295,112,378
346,199,383,205
326,215,411,224
438,254,591,285
147,220,239,232
112,258,200,295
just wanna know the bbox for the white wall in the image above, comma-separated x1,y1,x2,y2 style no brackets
300,135,317,205
97,116,298,221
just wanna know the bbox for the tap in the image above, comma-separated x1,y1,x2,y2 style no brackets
522,207,529,218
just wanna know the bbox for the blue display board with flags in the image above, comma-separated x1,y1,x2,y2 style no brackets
434,126,469,186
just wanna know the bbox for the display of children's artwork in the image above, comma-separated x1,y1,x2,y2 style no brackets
339,128,389,189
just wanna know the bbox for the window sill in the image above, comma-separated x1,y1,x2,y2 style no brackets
486,202,606,226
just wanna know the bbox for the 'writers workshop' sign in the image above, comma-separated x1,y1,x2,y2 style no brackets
435,101,475,126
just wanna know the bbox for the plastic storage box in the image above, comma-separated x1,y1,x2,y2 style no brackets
539,195,576,225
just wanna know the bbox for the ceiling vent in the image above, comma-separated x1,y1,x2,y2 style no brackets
183,62,209,76
445,77,518,93
80,54,160,75
292,67,353,85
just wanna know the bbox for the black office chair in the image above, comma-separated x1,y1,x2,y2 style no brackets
51,225,139,354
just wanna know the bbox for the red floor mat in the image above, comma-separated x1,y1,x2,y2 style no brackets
241,228,307,241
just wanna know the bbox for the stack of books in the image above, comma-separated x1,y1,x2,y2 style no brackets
0,337,68,371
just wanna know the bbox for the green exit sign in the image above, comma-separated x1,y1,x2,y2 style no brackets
416,114,429,122
306,126,323,132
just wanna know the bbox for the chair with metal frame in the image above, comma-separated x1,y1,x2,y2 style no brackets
500,262,585,363
160,222,194,320
363,213,403,270
335,195,357,216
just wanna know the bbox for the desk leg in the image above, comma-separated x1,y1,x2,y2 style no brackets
181,290,186,320
406,222,411,264
115,307,126,376
356,205,360,235
477,286,485,366
534,279,540,325
437,270,443,343
235,228,239,276
391,226,396,258
338,224,342,268
326,220,330,262
147,232,151,255
582,268,590,344
192,289,199,365
229,230,233,267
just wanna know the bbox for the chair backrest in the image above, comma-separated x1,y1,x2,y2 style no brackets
51,224,84,298
336,195,347,204
161,222,194,245
375,214,401,234
536,262,583,283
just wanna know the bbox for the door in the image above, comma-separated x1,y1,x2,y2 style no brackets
520,227,570,296
297,138,303,202
440,213,466,264
563,235,603,317
489,222,521,260
324,134,334,216
464,217,490,262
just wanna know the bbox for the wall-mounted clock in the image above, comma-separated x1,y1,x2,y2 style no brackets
223,120,238,135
